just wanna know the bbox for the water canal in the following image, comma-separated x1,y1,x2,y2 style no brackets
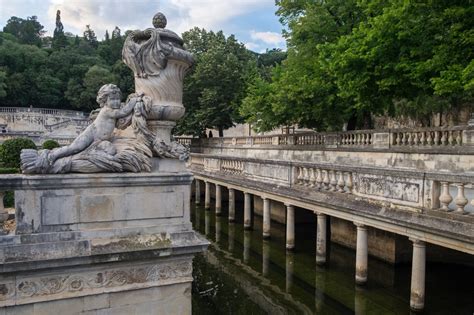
190,200,474,314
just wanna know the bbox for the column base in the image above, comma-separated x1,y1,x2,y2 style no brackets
215,208,222,216
316,257,326,266
355,276,367,286
286,244,295,250
228,218,235,223
263,233,271,239
244,225,252,230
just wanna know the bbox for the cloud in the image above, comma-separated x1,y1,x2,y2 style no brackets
45,0,272,39
250,30,284,45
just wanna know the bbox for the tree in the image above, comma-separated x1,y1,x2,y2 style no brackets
177,28,253,136
0,138,36,169
83,25,98,48
3,16,45,46
52,10,67,50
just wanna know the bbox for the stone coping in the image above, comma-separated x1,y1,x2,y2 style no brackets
0,171,193,190
0,230,209,273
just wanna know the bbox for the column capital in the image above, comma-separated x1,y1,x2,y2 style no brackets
316,212,326,218
409,238,426,247
354,222,367,229
284,203,294,208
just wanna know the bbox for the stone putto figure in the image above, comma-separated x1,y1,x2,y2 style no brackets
20,13,193,174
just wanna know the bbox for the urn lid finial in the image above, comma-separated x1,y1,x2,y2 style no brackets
152,12,167,29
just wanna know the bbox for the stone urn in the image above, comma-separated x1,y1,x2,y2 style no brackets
122,12,194,143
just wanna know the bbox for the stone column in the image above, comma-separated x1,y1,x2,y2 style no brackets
410,239,426,312
228,188,235,222
204,181,211,210
316,213,327,265
244,192,252,230
263,198,271,239
195,180,201,205
262,240,270,276
286,252,294,292
243,230,251,263
286,204,295,250
215,184,222,215
355,224,368,285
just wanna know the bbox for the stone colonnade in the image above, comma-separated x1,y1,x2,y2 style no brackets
195,179,428,312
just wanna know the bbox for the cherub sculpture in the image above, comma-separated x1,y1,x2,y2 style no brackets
21,84,153,174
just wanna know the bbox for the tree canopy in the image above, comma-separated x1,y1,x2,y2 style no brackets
241,0,474,131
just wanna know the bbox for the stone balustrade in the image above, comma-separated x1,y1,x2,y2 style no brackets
191,126,474,153
0,106,87,117
189,153,474,215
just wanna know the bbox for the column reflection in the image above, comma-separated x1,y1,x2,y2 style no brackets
262,240,270,277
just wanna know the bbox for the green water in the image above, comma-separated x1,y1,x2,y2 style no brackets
191,201,474,315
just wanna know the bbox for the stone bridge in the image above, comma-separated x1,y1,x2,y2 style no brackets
179,126,474,311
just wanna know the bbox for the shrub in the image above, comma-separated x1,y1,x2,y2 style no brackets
42,139,60,150
0,167,18,208
0,138,36,169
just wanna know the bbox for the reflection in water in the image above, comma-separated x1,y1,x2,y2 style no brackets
191,202,474,315
205,209,210,236
286,251,294,293
243,230,251,264
262,240,270,276
354,286,367,315
314,265,325,313
215,215,221,243
228,223,235,252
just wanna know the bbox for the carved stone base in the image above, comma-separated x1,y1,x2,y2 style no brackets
0,171,208,311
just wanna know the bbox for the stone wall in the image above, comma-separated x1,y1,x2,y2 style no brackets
0,107,89,145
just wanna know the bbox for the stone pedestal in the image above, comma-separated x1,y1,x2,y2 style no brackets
0,164,208,312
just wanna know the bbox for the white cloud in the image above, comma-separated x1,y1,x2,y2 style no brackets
43,0,272,39
250,30,284,45
244,42,260,51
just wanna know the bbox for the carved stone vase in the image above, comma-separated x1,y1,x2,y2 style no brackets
122,12,194,145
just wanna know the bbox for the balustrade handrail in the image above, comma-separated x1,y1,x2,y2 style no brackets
0,107,88,117
193,126,474,151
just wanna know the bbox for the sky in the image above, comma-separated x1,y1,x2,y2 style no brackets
0,0,286,53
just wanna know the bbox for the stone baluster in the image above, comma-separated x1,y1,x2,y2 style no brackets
322,170,329,190
407,132,413,146
309,168,317,187
393,133,399,145
448,131,454,145
315,168,322,189
337,171,345,192
329,170,337,191
439,182,453,211
456,130,462,145
441,131,447,145
297,167,303,185
427,132,434,145
454,183,468,214
304,167,311,186
420,131,426,146
345,172,353,194
0,191,8,223
434,131,440,145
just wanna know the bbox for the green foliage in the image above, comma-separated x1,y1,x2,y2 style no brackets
3,16,45,46
0,138,36,169
42,139,60,150
52,10,67,50
176,28,254,136
247,0,474,131
0,167,19,174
